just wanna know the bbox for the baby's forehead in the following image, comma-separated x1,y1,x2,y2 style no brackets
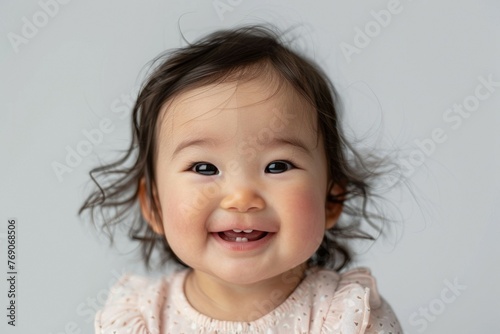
159,77,315,131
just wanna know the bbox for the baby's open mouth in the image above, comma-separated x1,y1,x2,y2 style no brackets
218,229,268,242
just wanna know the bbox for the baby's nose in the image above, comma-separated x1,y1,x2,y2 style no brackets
219,187,266,213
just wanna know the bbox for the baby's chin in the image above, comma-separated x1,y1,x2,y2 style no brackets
201,261,308,287
219,270,278,286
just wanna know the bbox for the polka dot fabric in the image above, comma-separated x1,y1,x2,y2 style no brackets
95,267,401,333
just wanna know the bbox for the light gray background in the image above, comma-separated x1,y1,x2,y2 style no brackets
1,0,499,333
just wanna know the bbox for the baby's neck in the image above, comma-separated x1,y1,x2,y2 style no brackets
184,265,307,322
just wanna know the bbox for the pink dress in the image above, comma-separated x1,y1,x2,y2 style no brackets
95,267,402,333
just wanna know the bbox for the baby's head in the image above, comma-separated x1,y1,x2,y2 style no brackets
81,25,382,279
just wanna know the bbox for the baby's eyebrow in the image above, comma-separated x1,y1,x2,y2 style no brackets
267,137,312,156
172,137,219,158
172,136,312,158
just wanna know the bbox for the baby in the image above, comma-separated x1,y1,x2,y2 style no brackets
80,25,402,333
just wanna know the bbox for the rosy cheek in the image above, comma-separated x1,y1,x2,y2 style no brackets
158,185,189,230
285,211,324,264
159,194,194,254
286,185,326,242
288,182,324,219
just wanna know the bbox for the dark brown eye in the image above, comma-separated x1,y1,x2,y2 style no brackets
192,163,219,175
265,161,294,174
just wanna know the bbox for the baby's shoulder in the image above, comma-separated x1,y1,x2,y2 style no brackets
306,267,402,333
94,269,184,334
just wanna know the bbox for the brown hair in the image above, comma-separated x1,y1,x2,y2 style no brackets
79,24,388,271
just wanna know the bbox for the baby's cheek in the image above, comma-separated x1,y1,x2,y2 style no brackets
286,186,326,251
157,185,191,235
162,198,194,233
159,192,201,260
288,183,325,220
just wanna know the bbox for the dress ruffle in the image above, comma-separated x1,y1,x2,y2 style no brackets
95,274,167,334
323,267,401,334
323,268,376,333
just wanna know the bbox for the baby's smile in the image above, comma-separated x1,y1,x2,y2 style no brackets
212,229,275,251
217,229,268,242
209,221,278,251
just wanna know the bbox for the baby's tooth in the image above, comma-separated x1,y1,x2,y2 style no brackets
233,229,242,233
235,237,248,242
243,229,253,233
241,237,248,242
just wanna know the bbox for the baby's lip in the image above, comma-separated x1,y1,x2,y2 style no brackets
214,228,271,233
209,223,278,234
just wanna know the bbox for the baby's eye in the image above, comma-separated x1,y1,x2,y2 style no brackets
265,160,295,174
191,162,219,176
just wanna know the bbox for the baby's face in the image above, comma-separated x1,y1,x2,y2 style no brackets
153,75,330,284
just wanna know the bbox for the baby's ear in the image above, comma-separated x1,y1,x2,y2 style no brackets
325,183,345,230
138,178,164,235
